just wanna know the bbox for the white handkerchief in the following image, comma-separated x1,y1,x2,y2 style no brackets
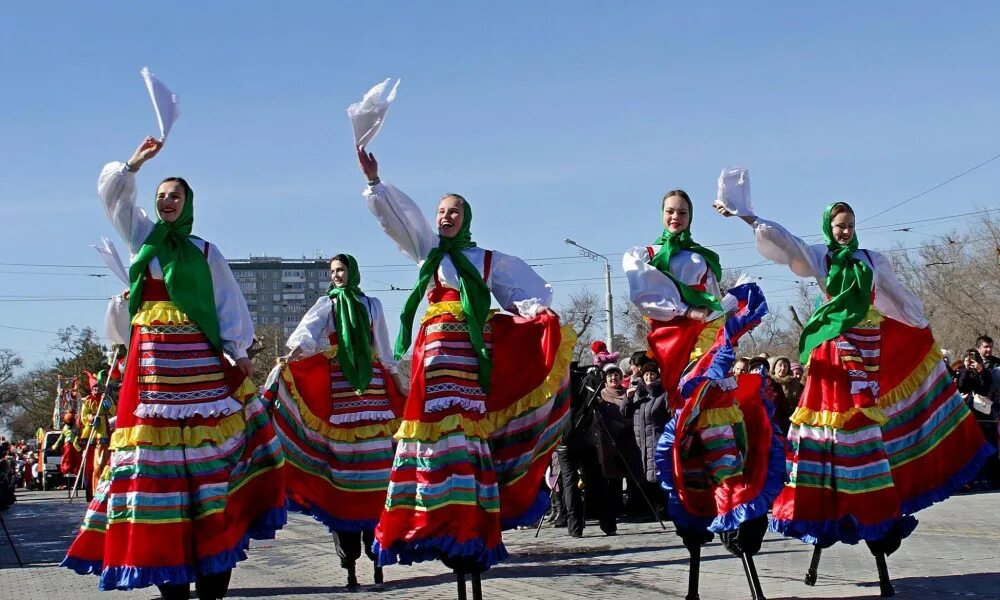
714,166,754,216
347,78,401,147
140,67,180,141
93,237,129,285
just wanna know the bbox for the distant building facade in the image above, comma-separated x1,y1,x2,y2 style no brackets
228,256,332,338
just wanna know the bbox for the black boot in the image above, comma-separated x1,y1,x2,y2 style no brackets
374,563,384,587
158,583,191,600
345,563,360,590
195,570,232,600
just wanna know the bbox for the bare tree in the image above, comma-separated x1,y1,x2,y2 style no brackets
558,288,602,363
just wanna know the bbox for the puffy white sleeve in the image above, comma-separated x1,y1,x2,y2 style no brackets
98,161,154,255
623,245,688,322
363,181,437,263
104,293,131,345
488,251,554,318
367,296,398,373
285,296,333,357
753,217,826,280
206,243,255,361
871,251,929,328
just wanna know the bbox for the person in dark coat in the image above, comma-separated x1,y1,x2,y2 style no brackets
629,362,669,518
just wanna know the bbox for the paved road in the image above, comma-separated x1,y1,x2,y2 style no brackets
2,488,999,599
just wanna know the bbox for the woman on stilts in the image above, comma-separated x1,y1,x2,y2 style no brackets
625,183,785,600
717,175,991,597
356,144,575,600
61,135,287,600
262,253,405,589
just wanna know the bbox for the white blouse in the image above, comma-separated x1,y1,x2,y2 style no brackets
284,294,398,373
753,217,928,328
623,245,724,322
98,161,255,360
363,181,553,317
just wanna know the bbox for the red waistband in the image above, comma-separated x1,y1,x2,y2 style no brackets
428,288,461,303
141,276,170,302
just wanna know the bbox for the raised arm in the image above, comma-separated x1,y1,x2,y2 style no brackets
285,296,334,359
489,251,554,318
357,146,436,263
716,205,825,281
99,136,163,254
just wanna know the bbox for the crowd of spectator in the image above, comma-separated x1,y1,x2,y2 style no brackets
0,436,40,511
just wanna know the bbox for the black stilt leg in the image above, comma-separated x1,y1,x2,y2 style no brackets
740,553,766,600
456,571,468,600
471,571,483,600
804,546,822,586
874,552,895,597
685,543,701,600
374,564,384,586
345,563,359,590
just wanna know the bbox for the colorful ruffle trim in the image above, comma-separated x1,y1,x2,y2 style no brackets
111,411,245,449
278,367,400,442
287,498,378,534
710,409,787,533
132,397,243,421
877,346,944,409
132,300,190,326
373,535,509,570
789,405,887,428
696,406,744,429
769,513,918,548
395,324,575,443
63,505,287,591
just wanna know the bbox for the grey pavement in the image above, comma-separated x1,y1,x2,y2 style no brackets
2,488,999,599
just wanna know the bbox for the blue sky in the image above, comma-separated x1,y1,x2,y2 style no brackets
2,2,999,365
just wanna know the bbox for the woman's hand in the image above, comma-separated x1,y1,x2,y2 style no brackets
714,202,757,226
685,307,711,322
127,136,163,171
235,357,254,380
357,146,379,182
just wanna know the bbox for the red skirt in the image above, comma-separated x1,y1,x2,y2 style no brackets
61,315,287,591
265,350,404,532
770,315,990,546
374,309,573,571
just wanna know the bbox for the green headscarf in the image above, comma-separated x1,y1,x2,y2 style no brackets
649,192,723,312
395,197,493,391
127,179,221,351
797,202,873,363
327,254,374,394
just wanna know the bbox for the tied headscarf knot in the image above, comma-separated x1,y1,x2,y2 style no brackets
797,203,873,363
127,181,221,351
648,194,723,312
396,198,493,391
327,254,374,394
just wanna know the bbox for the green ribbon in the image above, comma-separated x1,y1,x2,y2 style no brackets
128,180,221,351
395,198,493,391
327,254,374,394
797,203,873,363
649,195,723,312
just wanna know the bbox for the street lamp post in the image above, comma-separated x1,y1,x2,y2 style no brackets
564,239,615,353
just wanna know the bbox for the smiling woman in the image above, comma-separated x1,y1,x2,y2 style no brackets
60,136,287,600
355,144,575,593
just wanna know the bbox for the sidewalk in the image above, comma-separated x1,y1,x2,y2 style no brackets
2,488,999,599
